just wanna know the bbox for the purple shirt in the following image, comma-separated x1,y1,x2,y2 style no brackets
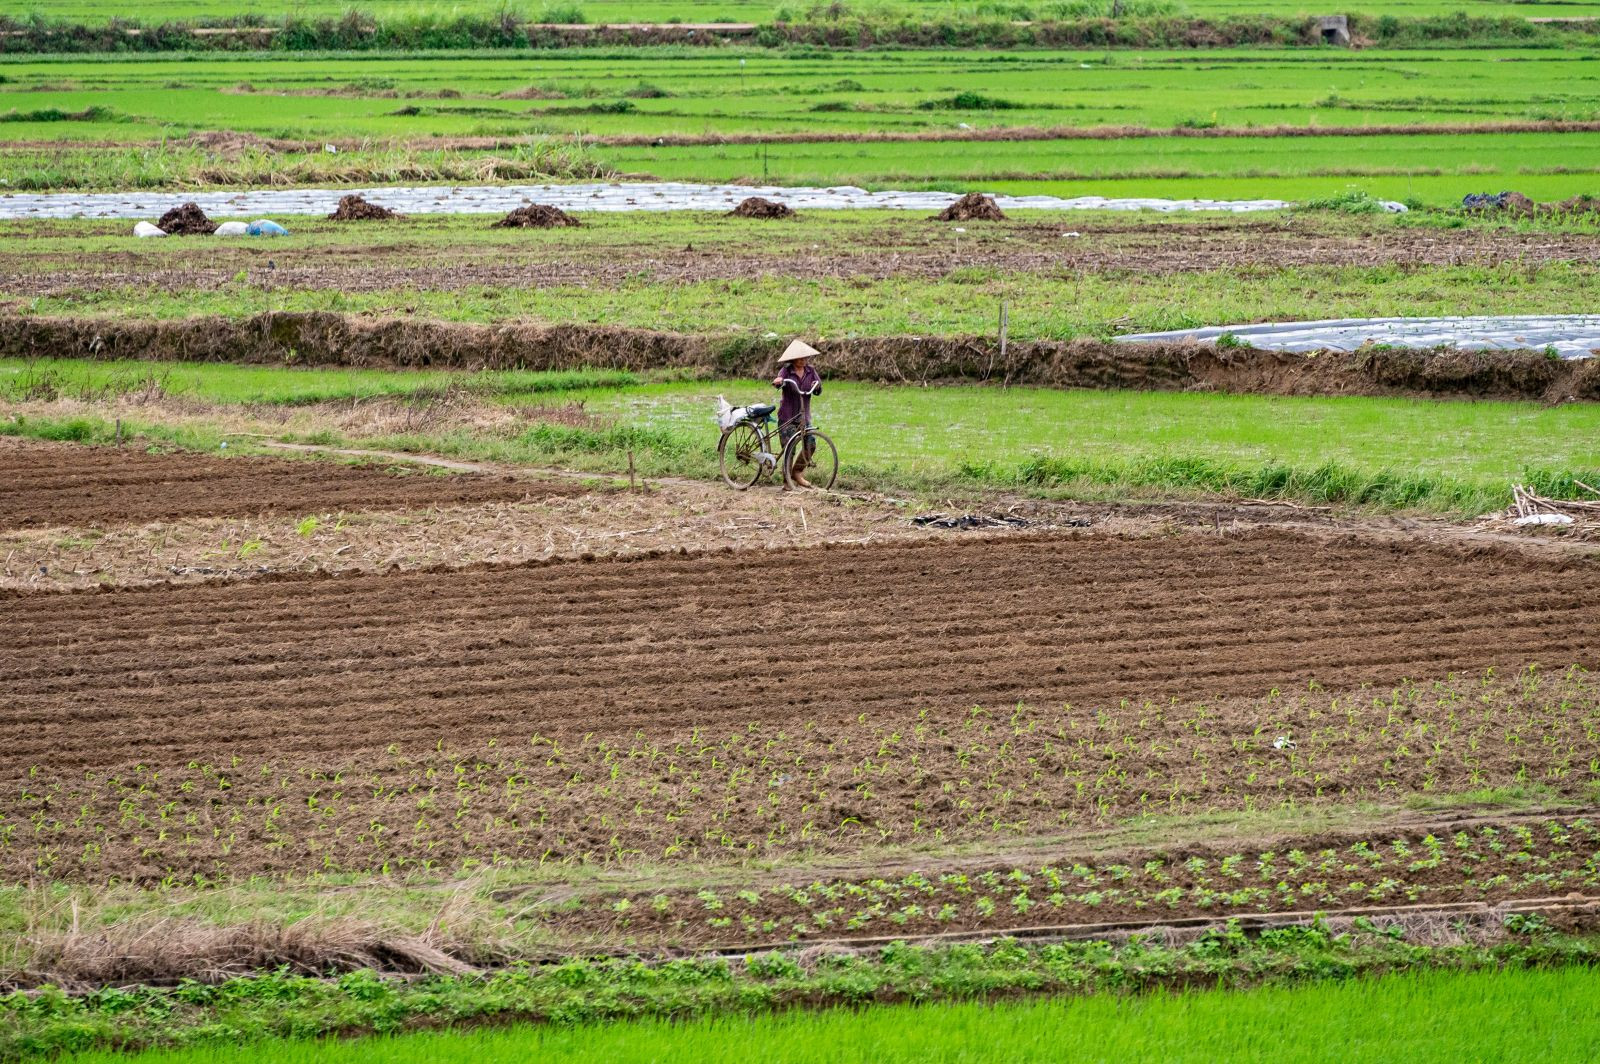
775,364,822,429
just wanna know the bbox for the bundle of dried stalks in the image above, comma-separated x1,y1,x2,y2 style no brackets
12,916,478,990
1510,481,1600,523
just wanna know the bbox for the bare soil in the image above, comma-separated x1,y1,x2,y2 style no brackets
1,610,1595,879
3,531,1596,779
51,118,1600,158
0,437,577,529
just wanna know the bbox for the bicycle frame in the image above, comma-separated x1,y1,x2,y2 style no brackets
739,412,782,471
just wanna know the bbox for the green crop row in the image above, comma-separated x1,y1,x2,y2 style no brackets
557,819,1600,945
5,666,1596,883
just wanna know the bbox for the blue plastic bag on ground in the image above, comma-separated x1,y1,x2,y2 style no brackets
247,219,289,236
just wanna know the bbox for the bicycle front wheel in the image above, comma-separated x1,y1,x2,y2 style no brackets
785,428,838,490
719,423,769,490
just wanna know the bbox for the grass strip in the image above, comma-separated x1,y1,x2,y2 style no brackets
6,359,1599,512
14,929,1600,1060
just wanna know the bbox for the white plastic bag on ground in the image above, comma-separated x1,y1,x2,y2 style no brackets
214,221,249,236
1515,513,1574,526
133,221,166,237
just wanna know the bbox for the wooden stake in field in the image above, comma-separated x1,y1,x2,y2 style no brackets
627,449,636,491
999,300,1009,386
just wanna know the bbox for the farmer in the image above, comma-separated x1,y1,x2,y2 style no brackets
772,339,823,488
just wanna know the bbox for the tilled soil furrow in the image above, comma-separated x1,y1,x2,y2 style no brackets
1,532,1595,777
0,534,1356,620
0,572,1581,689
7,610,1590,750
0,546,1559,659
0,439,574,528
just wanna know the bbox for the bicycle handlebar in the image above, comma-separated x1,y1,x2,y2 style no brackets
773,377,821,396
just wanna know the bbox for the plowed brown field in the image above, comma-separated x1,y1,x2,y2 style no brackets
4,531,1598,778
4,530,1600,880
0,440,574,529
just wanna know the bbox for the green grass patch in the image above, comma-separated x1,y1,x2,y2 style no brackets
0,360,640,405
24,935,1600,1061
6,360,1599,513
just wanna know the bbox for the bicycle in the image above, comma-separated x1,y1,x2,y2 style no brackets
717,402,838,491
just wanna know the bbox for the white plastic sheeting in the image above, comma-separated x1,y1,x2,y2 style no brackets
1115,316,1600,359
0,182,1360,220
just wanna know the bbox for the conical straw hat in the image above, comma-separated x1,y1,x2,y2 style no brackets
777,339,820,363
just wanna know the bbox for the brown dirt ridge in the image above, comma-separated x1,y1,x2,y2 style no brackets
3,312,1596,403
0,437,577,530
3,585,1600,876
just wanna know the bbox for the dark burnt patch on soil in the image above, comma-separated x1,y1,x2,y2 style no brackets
328,194,402,221
493,204,580,228
0,438,579,530
154,203,217,236
729,196,796,219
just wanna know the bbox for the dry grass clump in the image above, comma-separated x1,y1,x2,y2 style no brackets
12,917,476,990
493,203,581,228
155,202,218,235
328,193,402,221
729,196,797,219
933,192,1006,221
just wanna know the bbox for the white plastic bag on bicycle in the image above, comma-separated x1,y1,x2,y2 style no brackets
715,395,747,431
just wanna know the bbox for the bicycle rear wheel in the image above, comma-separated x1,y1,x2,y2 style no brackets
785,428,837,490
719,423,770,489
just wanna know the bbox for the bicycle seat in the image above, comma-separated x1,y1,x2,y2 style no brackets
745,403,776,419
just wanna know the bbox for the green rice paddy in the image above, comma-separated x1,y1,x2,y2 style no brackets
52,965,1600,1064
5,47,1600,199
